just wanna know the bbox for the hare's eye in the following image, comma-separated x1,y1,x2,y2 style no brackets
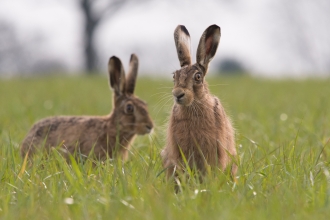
194,73,202,81
125,104,134,114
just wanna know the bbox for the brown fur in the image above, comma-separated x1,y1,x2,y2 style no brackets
161,25,237,180
21,54,153,161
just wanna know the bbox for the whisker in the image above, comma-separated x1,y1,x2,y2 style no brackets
149,92,170,98
154,96,173,118
193,101,204,119
124,122,152,125
153,94,173,108
121,122,147,125
156,86,173,90
208,83,229,87
193,98,217,114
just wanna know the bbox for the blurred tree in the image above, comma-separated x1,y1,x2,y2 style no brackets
0,20,65,76
217,57,247,76
0,21,27,75
79,0,148,74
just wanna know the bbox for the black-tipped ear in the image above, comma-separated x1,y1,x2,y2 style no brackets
108,56,126,96
125,54,138,95
196,25,221,73
174,25,192,67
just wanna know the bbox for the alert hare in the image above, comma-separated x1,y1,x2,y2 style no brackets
161,25,237,181
21,54,153,161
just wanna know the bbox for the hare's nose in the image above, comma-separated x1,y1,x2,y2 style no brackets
176,93,185,101
172,89,185,102
146,124,153,133
146,125,152,130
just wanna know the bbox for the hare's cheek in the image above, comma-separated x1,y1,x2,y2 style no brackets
122,115,135,129
184,91,194,106
135,125,146,135
193,85,205,98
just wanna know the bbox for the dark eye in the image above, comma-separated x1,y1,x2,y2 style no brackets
194,73,202,81
125,104,134,114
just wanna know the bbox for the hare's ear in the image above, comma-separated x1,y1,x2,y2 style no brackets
174,25,192,67
108,56,126,96
196,25,220,73
125,54,138,95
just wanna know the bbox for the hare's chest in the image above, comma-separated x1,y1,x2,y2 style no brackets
171,117,218,151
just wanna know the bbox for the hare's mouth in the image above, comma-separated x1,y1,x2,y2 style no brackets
174,98,193,106
145,125,153,134
173,89,193,106
175,97,184,105
136,124,153,135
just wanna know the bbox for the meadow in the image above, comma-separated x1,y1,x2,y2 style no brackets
0,75,329,219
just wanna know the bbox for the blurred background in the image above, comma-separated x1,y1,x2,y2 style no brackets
0,0,329,78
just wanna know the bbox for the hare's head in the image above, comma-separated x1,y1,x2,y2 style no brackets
108,54,153,135
172,25,220,106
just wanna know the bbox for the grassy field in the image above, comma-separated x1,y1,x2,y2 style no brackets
0,75,329,219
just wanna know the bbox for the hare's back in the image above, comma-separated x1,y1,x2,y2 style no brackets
21,116,108,155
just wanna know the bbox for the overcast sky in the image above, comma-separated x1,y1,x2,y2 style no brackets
0,0,329,77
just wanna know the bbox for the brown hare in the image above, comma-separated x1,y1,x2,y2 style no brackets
161,25,237,182
21,54,153,161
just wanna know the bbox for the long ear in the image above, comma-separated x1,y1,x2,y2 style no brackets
108,56,126,96
174,25,192,67
196,25,221,73
125,54,138,95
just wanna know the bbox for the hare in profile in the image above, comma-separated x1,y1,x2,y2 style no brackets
161,25,237,181
21,54,153,161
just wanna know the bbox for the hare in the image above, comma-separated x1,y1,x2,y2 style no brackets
21,54,153,161
161,25,237,181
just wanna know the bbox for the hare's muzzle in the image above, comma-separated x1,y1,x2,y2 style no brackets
172,88,185,104
145,124,153,133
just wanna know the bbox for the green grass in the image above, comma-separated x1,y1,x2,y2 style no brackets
0,75,329,219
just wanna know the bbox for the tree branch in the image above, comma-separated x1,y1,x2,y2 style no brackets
95,0,150,24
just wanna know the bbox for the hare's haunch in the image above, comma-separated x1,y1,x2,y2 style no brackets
21,54,153,161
